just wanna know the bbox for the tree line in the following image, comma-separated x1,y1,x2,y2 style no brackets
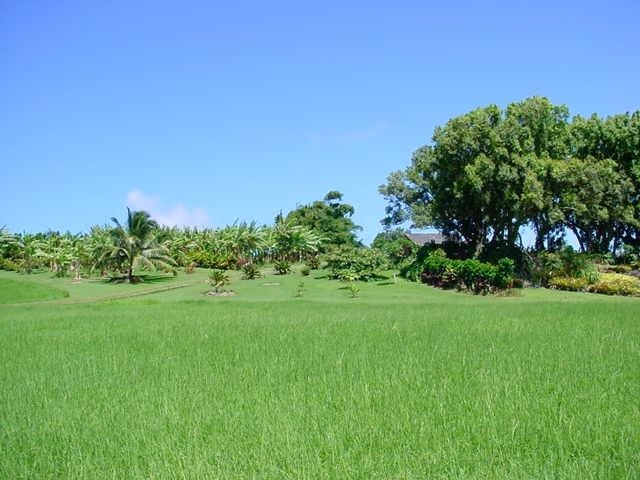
0,192,362,281
380,97,640,255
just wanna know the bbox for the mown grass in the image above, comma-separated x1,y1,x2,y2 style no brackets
0,269,638,478
0,277,69,304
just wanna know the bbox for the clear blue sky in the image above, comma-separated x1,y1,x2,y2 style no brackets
2,0,639,244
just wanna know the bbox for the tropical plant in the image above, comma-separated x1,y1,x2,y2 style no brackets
241,263,262,280
274,260,291,275
347,282,360,298
208,269,230,293
98,209,176,282
271,218,322,262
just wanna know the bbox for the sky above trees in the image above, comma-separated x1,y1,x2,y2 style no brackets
2,0,639,244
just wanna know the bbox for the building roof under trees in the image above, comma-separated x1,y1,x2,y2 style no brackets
404,232,446,246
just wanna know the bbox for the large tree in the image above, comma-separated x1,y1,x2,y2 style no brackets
381,97,640,255
285,191,362,251
569,112,640,248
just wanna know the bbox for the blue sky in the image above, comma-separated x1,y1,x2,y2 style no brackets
2,0,639,244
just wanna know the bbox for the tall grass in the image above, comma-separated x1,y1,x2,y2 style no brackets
1,291,638,478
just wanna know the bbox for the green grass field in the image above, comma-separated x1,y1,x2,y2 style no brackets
0,269,638,479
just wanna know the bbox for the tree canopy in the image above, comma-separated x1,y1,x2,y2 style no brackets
284,191,362,251
380,97,640,255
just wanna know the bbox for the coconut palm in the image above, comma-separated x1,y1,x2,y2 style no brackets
100,208,176,282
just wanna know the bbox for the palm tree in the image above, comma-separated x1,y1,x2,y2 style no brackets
101,208,176,282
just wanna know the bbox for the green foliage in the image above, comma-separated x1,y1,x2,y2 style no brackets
241,263,262,280
284,191,361,251
300,265,310,276
530,247,599,286
381,97,640,255
271,218,322,262
306,256,321,270
371,229,417,266
418,251,514,294
495,257,516,289
274,260,291,275
587,273,640,296
0,257,20,272
99,209,177,282
347,282,360,298
325,246,386,281
548,276,590,292
401,246,445,282
295,281,305,297
208,269,230,292
456,259,497,294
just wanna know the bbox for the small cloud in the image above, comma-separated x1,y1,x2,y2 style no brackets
306,121,390,143
126,189,210,228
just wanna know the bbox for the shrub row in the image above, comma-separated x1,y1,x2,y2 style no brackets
419,251,515,294
550,272,640,296
325,247,386,281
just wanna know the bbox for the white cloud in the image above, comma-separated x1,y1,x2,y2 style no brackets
126,189,210,228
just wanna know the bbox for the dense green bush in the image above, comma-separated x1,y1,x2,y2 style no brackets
325,247,386,281
241,263,261,280
208,269,230,292
495,258,516,289
587,273,640,296
306,256,321,270
371,229,417,267
548,276,589,292
188,250,235,270
417,250,514,294
0,258,20,272
300,265,311,276
403,247,445,282
274,260,291,275
530,247,599,286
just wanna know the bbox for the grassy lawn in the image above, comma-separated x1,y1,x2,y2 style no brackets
0,269,638,479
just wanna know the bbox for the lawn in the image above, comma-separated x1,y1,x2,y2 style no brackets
0,269,638,479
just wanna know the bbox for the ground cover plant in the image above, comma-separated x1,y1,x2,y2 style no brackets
0,270,638,479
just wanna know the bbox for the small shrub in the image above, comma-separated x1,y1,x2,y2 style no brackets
548,276,589,292
208,269,230,292
347,282,360,298
300,265,311,276
603,264,632,274
0,258,20,271
274,260,291,275
295,281,306,297
440,263,460,289
418,251,514,295
306,256,321,270
242,263,261,280
530,247,599,286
